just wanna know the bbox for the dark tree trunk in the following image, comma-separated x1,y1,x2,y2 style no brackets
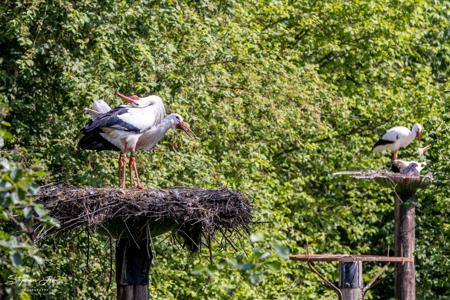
116,239,152,300
395,193,416,300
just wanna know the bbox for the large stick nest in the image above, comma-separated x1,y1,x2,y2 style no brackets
34,185,252,252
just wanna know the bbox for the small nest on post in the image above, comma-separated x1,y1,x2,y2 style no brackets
34,185,252,252
334,170,433,195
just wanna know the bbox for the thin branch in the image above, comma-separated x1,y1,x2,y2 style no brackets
193,59,248,68
209,84,247,90
318,51,335,66
208,233,213,265
86,228,90,275
220,229,239,252
108,236,113,291
123,220,140,249
363,264,390,294
290,29,310,48
307,261,343,300
261,17,291,31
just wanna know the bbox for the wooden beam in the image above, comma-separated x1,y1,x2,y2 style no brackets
291,253,406,299
290,254,414,263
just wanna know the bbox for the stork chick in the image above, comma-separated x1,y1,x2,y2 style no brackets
391,160,425,176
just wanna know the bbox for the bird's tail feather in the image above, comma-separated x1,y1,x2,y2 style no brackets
372,146,382,153
85,100,112,117
371,139,393,153
78,131,117,151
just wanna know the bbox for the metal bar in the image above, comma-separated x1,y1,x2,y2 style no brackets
290,254,413,263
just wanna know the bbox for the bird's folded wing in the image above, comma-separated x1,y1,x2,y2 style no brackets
82,106,141,133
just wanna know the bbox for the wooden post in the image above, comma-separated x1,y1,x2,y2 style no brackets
395,193,416,300
339,261,363,300
116,239,151,300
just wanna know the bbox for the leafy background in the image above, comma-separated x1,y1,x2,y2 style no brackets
0,0,449,299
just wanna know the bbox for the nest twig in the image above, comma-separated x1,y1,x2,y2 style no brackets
34,185,252,252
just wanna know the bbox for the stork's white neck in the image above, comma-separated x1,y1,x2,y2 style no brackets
137,116,175,151
401,124,420,146
403,130,416,145
410,124,421,139
150,117,173,139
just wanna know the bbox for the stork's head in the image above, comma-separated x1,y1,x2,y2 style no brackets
116,92,163,108
409,162,419,168
412,123,422,144
168,113,196,138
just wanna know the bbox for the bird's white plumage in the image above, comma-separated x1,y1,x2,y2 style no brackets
116,105,163,132
136,114,182,151
85,100,111,117
100,128,141,150
81,95,186,189
129,95,165,109
372,124,422,153
88,95,166,151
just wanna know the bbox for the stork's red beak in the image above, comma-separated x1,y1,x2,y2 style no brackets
178,121,196,138
116,92,140,103
417,130,422,144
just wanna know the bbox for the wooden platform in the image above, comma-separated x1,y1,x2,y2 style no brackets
334,170,432,194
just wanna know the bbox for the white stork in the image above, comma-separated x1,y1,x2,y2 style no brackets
372,124,423,160
78,93,194,189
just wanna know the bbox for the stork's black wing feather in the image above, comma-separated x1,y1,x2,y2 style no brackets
371,139,394,150
81,106,140,133
78,130,118,151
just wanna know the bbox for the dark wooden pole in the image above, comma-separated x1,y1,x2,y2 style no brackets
339,261,363,300
116,238,151,300
394,193,416,300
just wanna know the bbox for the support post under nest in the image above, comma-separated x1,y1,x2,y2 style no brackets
334,170,432,300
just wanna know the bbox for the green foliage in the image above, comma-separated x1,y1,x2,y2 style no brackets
0,0,449,299
0,128,58,299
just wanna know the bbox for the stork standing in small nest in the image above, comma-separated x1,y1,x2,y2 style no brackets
372,123,430,160
78,93,195,189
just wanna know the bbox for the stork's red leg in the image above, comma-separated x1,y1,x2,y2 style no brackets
393,150,398,160
128,153,134,188
118,152,123,188
130,148,142,189
133,150,143,190
121,143,127,189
